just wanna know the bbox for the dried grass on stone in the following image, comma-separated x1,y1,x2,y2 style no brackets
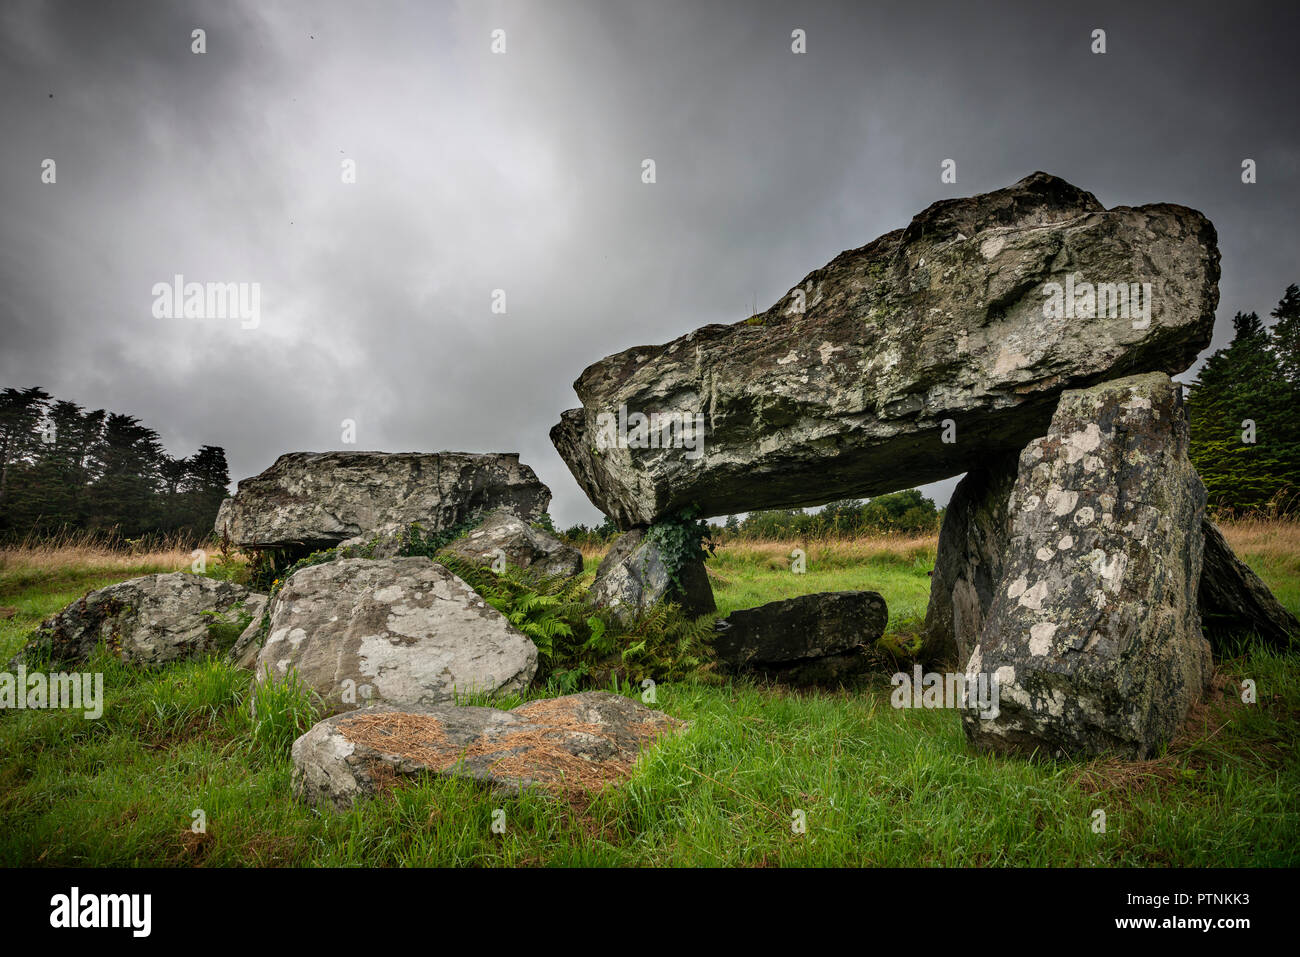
339,702,679,795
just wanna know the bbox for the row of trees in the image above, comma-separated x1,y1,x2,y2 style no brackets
0,387,230,542
561,489,942,545
1187,284,1300,515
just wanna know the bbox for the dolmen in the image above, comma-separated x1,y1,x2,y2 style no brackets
549,171,1295,759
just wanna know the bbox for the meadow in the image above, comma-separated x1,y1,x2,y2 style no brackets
0,523,1296,867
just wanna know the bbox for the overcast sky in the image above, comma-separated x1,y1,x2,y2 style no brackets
2,0,1297,527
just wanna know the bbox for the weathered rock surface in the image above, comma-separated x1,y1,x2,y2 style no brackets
922,451,1020,666
13,573,259,668
292,691,685,809
713,591,887,684
588,528,715,622
551,172,1219,527
1199,520,1299,646
440,508,584,581
253,557,537,711
924,455,1299,662
216,451,551,550
963,373,1212,759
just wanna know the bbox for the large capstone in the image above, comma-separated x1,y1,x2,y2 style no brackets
11,573,261,668
963,373,1212,760
713,591,888,684
292,691,685,810
215,451,551,551
588,528,715,622
551,172,1219,527
253,557,537,713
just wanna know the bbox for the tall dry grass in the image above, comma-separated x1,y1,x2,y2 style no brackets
0,527,213,581
1216,516,1300,573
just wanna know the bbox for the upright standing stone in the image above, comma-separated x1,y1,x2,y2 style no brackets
963,373,1212,759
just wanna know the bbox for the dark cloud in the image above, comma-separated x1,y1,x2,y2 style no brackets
2,0,1296,526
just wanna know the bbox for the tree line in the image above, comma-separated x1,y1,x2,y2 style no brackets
0,387,230,543
1187,283,1300,515
561,489,942,545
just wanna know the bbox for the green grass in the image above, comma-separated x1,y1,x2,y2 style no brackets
0,536,1296,867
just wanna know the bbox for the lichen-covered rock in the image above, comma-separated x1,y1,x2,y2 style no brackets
291,691,686,809
1199,521,1299,647
12,573,259,668
439,508,584,581
253,557,537,712
922,452,1019,666
216,451,551,550
925,452,1299,663
713,591,887,684
551,172,1219,527
963,373,1212,760
588,528,715,622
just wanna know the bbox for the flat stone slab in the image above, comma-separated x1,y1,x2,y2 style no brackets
291,691,686,809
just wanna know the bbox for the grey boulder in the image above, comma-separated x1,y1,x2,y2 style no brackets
713,591,888,684
963,373,1212,759
292,691,686,810
216,451,551,551
439,508,584,581
253,557,537,712
921,451,1019,666
13,573,260,668
588,528,715,622
552,172,1219,527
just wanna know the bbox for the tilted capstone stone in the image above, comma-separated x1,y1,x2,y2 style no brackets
550,171,1219,527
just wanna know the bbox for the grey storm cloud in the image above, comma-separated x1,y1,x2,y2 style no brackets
1,0,1297,527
